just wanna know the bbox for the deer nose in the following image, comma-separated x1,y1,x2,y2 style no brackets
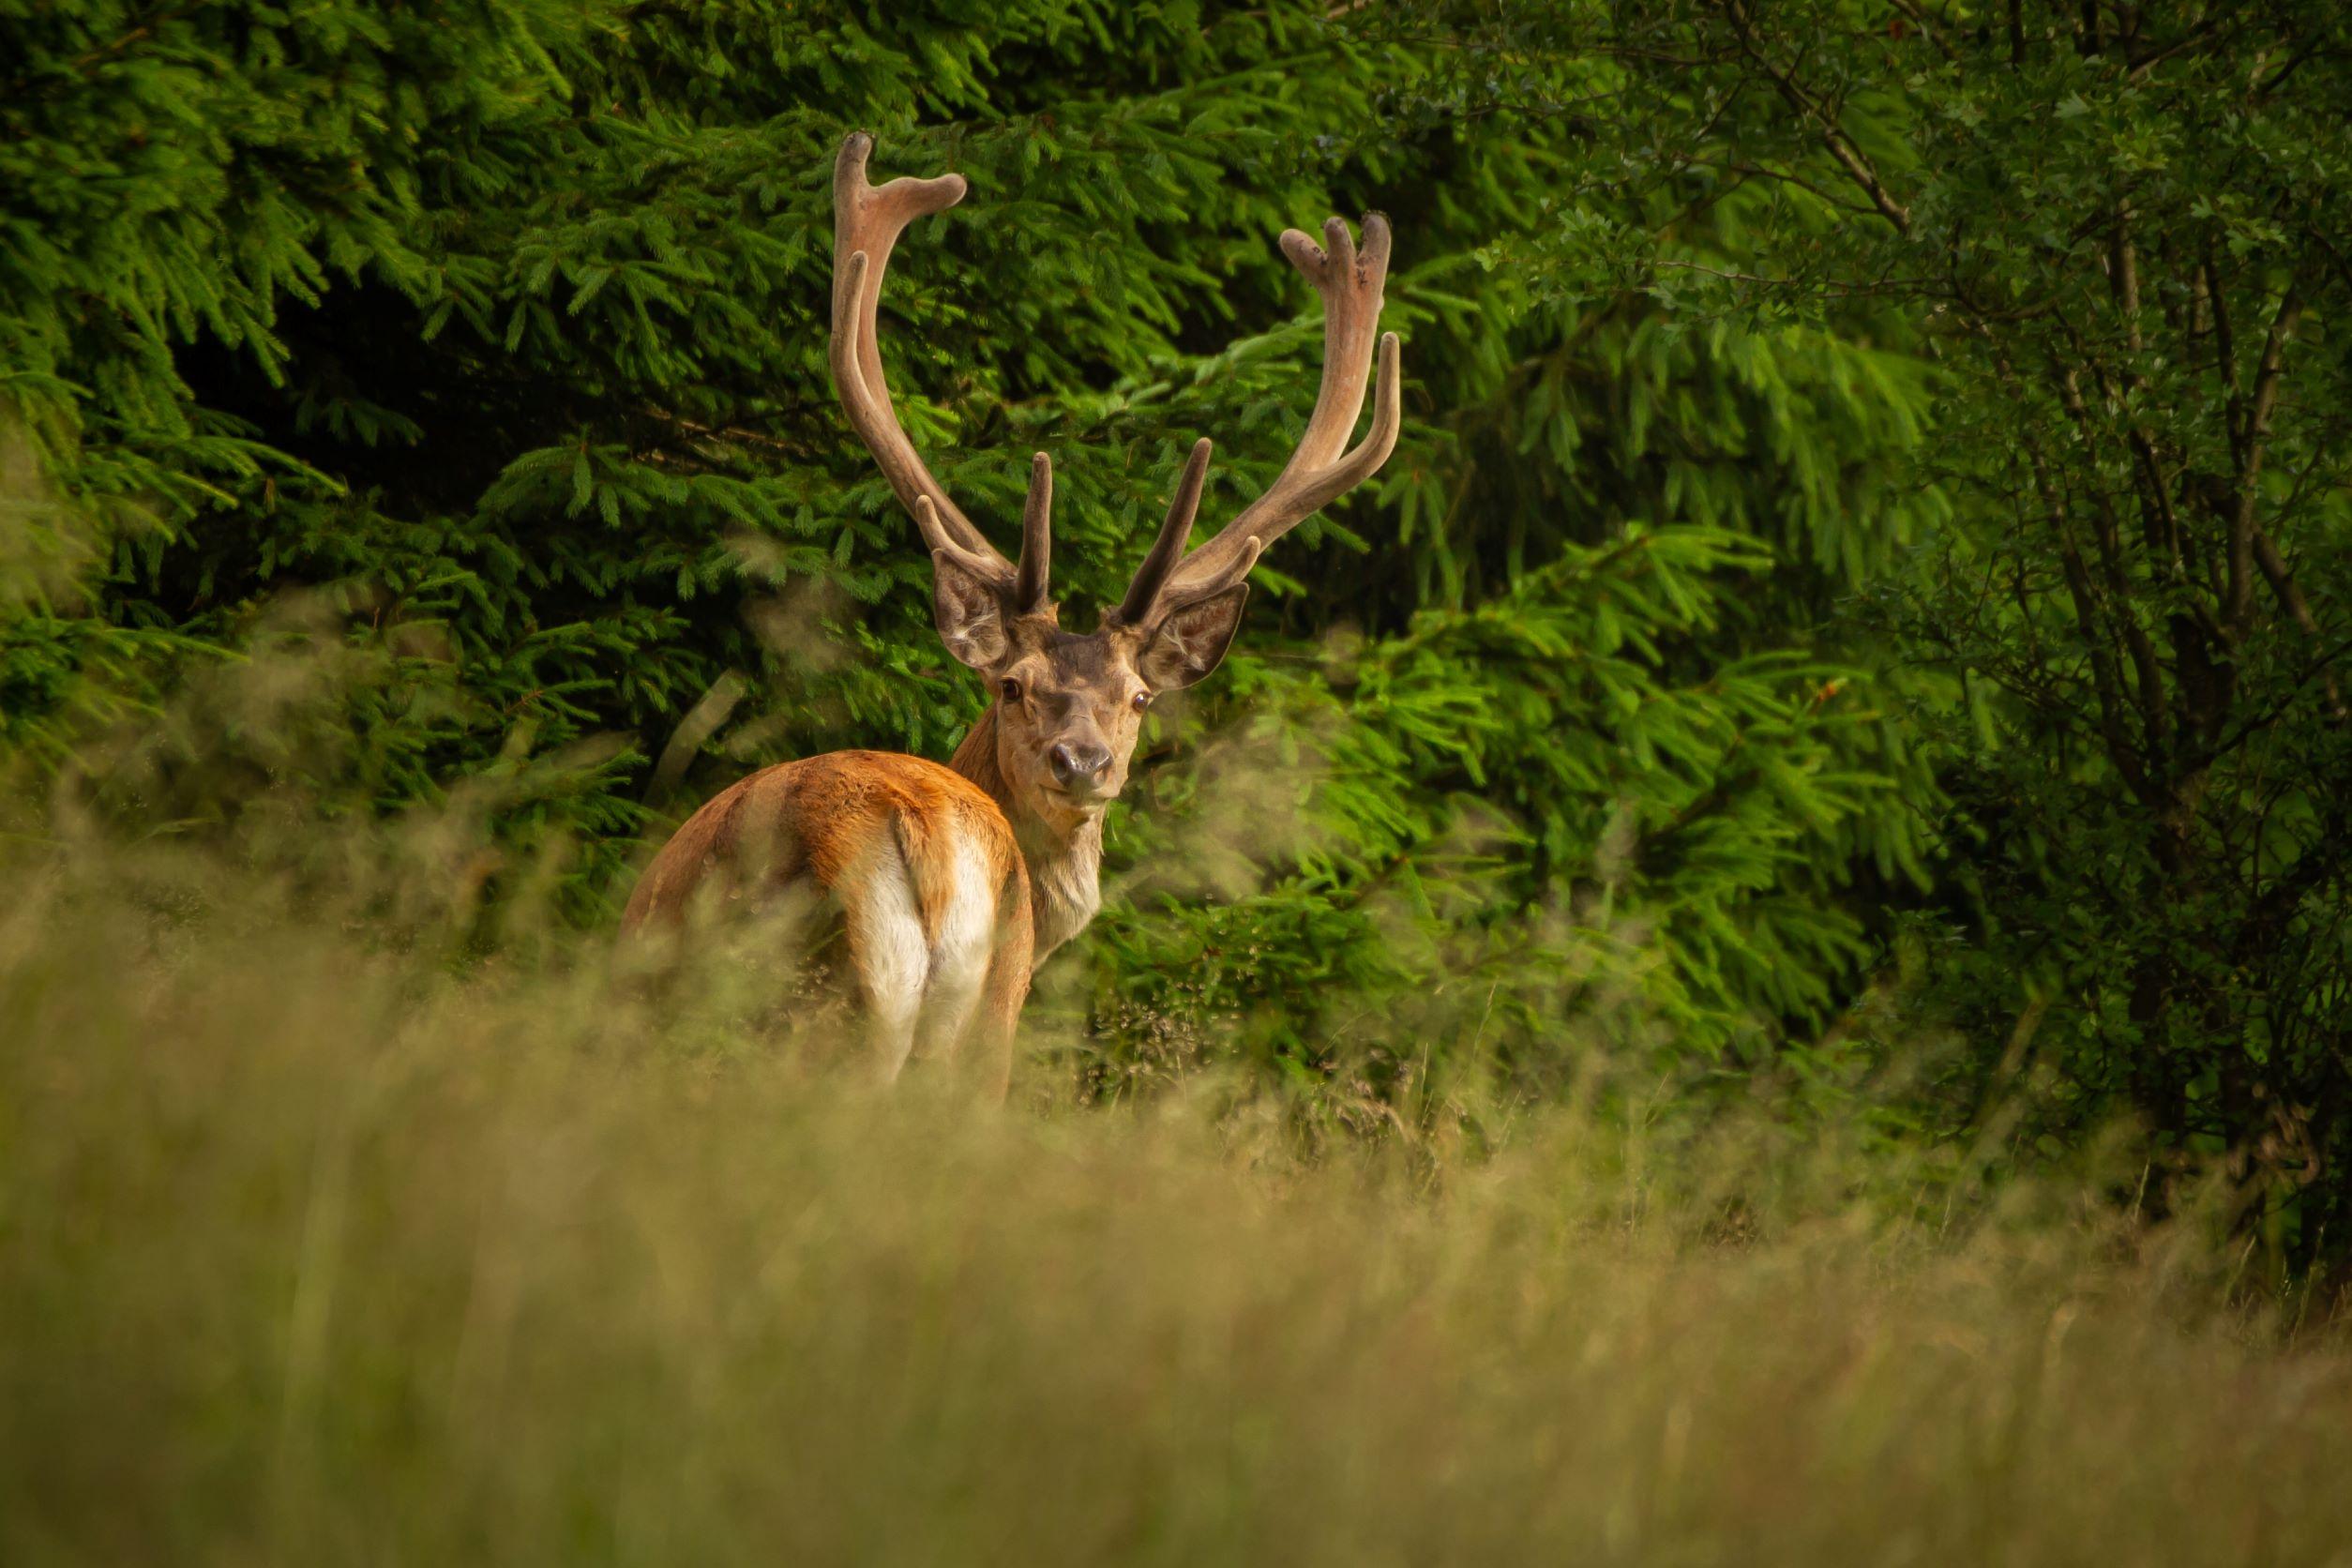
1048,741,1111,788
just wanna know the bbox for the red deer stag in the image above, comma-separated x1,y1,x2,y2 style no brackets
622,132,1401,1095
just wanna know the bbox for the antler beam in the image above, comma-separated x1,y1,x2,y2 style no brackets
832,132,1050,613
1115,213,1402,628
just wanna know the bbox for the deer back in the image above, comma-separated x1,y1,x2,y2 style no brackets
621,751,1032,956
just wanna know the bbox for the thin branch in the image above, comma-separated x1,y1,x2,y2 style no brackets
2052,364,2170,764
2024,430,2159,806
2226,282,2305,632
2126,14,2224,81
1651,259,1936,297
2192,472,2349,722
2251,36,2328,103
1717,0,1914,234
1716,159,1884,216
1885,0,1961,64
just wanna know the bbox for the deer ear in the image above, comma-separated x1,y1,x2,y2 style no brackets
930,550,1011,669
1137,582,1249,690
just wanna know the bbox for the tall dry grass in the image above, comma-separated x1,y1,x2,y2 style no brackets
4,782,2350,1566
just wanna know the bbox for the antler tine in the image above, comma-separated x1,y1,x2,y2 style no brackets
1178,535,1262,606
1135,212,1403,622
912,495,1015,594
1113,438,1214,626
1015,452,1052,613
833,132,1048,603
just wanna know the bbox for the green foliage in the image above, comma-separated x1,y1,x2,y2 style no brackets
1,0,1943,1125
53,0,2350,1281
1380,0,2352,1260
1078,525,1932,1114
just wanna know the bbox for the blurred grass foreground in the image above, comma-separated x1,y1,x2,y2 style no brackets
4,766,2350,1565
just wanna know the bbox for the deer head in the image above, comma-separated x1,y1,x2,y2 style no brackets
830,131,1400,839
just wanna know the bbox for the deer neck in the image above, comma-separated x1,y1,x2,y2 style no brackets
948,702,1104,961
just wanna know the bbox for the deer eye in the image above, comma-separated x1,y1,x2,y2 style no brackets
1131,689,1153,712
1001,677,1023,703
